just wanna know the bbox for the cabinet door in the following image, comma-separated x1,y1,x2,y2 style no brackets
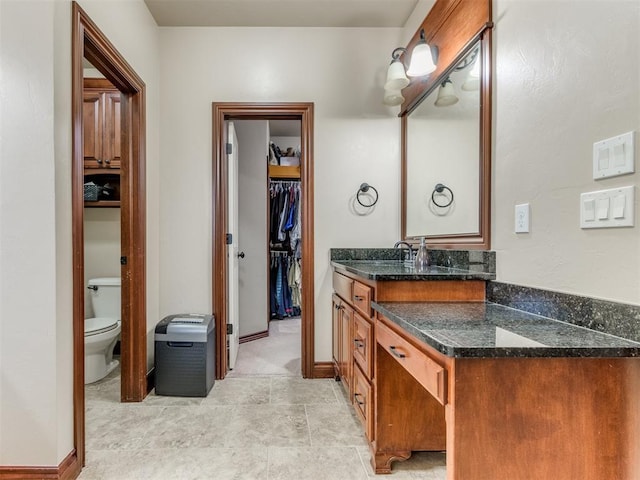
340,303,353,397
332,296,341,376
83,91,103,168
103,91,121,168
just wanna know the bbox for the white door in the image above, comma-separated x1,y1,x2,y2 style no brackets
227,121,240,370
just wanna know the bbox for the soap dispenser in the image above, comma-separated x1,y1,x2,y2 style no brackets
414,237,430,272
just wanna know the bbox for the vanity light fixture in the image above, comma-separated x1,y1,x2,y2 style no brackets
383,30,438,106
383,89,405,106
384,48,410,91
406,29,438,77
461,48,481,91
434,78,458,107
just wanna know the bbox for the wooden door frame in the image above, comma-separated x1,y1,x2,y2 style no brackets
212,103,316,379
72,1,147,468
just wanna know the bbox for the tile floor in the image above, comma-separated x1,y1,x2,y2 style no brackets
80,319,446,479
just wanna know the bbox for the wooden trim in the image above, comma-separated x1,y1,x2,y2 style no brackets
240,330,269,344
312,362,336,379
0,450,80,480
72,1,147,471
212,103,315,380
400,0,493,249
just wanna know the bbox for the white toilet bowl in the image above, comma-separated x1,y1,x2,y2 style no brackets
85,317,121,384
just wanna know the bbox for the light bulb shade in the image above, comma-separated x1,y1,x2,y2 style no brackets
384,60,409,90
383,88,404,106
434,80,458,107
406,42,437,77
461,59,481,91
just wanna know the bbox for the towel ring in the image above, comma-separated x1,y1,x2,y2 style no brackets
431,183,454,208
356,183,379,208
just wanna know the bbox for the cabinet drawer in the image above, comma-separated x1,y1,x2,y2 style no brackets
353,312,373,379
333,272,353,303
352,281,372,317
353,363,373,442
376,319,447,405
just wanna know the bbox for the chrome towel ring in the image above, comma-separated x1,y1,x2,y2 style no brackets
431,183,454,208
356,183,379,208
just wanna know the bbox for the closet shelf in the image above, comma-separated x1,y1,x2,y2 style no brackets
269,165,300,179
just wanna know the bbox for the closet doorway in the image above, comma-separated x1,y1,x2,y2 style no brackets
212,103,321,379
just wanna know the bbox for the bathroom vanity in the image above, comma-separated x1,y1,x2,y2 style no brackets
331,251,640,480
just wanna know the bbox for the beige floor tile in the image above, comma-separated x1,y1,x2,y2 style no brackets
270,377,339,405
142,389,205,406
268,446,367,480
199,404,311,448
332,378,351,404
79,447,268,480
202,376,271,405
306,403,368,447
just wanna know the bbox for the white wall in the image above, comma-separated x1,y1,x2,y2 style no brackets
159,27,403,362
0,0,161,467
84,209,121,318
492,0,640,304
235,120,269,337
0,0,59,465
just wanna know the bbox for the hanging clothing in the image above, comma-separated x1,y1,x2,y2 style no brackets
269,180,302,318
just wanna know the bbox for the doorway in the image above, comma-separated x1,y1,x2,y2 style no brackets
72,2,147,467
212,103,321,379
227,119,303,375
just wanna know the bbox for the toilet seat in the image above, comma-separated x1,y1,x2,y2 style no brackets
85,317,119,336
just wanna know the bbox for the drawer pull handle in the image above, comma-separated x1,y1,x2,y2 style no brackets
354,295,366,301
389,346,406,359
354,339,365,348
354,393,365,406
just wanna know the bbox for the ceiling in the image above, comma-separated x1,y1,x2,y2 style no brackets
144,0,420,28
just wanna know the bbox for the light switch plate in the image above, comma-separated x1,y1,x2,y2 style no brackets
580,186,635,229
593,131,635,179
515,203,530,233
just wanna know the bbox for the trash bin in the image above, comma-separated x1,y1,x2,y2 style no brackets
154,313,215,397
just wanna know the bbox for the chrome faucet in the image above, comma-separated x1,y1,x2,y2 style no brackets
393,241,414,266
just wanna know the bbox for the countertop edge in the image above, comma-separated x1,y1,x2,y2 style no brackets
372,301,640,359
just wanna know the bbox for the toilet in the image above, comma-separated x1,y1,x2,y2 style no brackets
85,277,121,384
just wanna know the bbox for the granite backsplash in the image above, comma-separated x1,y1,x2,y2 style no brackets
330,248,496,274
487,281,640,344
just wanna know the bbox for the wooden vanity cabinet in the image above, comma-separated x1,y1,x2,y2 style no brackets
331,266,487,457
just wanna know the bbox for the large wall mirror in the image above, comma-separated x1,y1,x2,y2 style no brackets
400,1,492,249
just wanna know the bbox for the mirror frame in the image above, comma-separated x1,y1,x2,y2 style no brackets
400,0,493,249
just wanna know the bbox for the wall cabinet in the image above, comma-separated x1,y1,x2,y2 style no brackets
83,78,121,207
83,79,121,170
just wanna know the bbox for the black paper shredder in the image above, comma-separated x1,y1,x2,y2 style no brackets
154,313,215,397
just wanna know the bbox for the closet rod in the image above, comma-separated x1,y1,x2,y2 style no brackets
270,179,301,184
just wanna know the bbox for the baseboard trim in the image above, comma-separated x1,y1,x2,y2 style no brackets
0,449,80,480
146,367,155,394
312,361,335,378
240,330,269,344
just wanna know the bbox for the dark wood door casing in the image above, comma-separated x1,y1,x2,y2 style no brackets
212,103,315,380
71,1,147,474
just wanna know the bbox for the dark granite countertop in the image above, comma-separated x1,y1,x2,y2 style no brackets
372,301,640,358
331,260,496,281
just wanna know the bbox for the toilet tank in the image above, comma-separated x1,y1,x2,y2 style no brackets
88,277,121,319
